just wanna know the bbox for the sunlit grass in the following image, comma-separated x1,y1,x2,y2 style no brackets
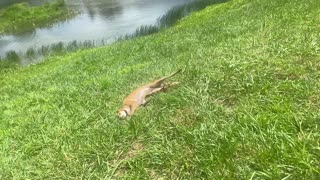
0,0,320,179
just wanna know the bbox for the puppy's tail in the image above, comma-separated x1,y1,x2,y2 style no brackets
163,69,182,80
150,69,182,88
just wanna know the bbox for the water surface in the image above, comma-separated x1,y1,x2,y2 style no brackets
0,0,192,61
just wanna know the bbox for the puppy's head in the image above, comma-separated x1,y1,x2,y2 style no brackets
117,106,131,119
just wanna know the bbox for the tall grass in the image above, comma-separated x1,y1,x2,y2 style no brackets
4,51,20,62
118,25,160,41
0,51,20,72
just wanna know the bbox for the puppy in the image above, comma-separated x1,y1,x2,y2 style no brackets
118,69,181,118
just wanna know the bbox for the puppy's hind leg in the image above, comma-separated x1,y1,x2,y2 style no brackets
147,87,164,96
163,82,180,91
143,87,164,106
167,82,179,87
142,98,151,106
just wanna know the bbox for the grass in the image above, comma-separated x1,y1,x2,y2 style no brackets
1,0,320,178
0,0,73,34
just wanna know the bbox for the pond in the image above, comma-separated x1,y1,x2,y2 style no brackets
0,0,192,63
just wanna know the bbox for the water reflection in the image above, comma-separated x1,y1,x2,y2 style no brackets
79,0,123,20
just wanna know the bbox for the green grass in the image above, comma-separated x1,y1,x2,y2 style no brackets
1,0,320,178
0,0,72,34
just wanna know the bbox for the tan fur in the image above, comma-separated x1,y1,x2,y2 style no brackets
118,69,181,118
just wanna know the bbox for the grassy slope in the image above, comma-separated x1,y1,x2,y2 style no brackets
1,0,320,178
0,0,70,34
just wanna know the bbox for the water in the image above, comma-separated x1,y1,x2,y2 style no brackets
0,0,192,61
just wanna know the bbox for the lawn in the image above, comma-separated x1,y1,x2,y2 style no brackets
0,0,319,178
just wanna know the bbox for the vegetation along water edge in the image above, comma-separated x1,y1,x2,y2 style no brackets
0,0,73,35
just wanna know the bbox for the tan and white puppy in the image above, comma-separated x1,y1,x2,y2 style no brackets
118,69,181,118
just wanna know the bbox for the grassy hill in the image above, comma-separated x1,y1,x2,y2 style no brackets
1,0,319,178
